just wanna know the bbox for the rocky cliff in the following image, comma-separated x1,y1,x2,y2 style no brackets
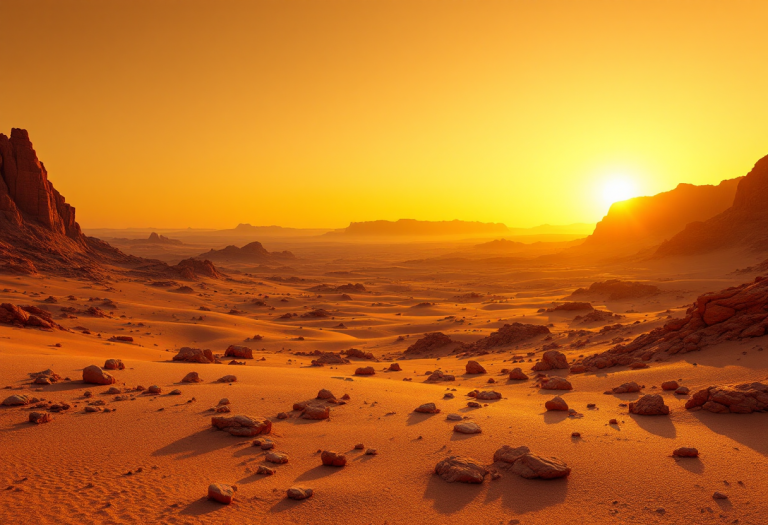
656,154,768,256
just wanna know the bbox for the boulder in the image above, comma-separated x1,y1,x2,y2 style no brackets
224,345,253,359
508,368,528,380
207,483,236,504
82,365,116,385
532,350,569,371
661,380,679,391
545,396,568,411
465,360,486,374
287,487,313,500
302,406,330,420
453,422,481,434
389,363,402,371
172,347,214,364
29,412,52,424
510,453,571,479
321,450,347,466
103,359,125,370
434,456,488,483
316,389,335,400
540,377,573,390
673,447,699,458
610,382,641,394
476,391,502,401
181,372,202,383
414,403,440,414
217,375,237,383
354,366,375,376
211,415,272,436
629,394,670,415
266,452,289,464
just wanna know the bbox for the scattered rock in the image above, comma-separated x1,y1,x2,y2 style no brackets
661,380,679,391
532,350,569,371
224,345,253,359
2,394,30,406
354,366,375,376
316,389,335,400
181,372,202,383
29,412,52,424
82,365,116,385
465,360,486,374
208,483,236,504
629,394,670,415
256,466,275,475
545,396,569,411
389,363,402,372
476,391,501,400
321,450,347,466
673,447,699,458
211,415,272,436
540,377,573,390
414,403,440,414
172,347,215,364
508,368,528,380
287,487,313,500
453,422,481,434
103,359,125,370
266,452,289,464
216,375,237,383
610,382,641,394
434,456,488,483
493,445,571,479
301,406,330,420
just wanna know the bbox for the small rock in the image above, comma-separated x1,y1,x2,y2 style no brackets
287,487,313,500
265,452,289,464
321,450,347,466
208,483,236,504
545,396,568,411
454,422,481,434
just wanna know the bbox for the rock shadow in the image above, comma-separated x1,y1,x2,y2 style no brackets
423,474,483,513
629,414,676,438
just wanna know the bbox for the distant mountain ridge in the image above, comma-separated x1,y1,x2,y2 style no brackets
323,219,592,238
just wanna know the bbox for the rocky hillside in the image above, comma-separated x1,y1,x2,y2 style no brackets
656,154,768,256
581,178,740,252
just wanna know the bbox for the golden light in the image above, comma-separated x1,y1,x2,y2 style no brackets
601,176,638,207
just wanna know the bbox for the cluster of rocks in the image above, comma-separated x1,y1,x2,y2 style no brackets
211,415,272,436
173,347,216,364
435,445,570,484
685,382,768,413
0,303,62,329
405,332,456,354
575,276,768,371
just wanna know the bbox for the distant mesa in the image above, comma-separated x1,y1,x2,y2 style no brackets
198,241,295,263
581,177,741,252
656,153,768,256
324,219,509,237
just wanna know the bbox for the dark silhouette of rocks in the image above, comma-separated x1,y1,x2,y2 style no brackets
326,219,509,237
581,177,740,251
656,154,768,256
198,241,294,263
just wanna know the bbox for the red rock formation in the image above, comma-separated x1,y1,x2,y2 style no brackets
466,323,551,352
577,276,768,371
581,177,741,251
656,154,768,256
405,332,455,354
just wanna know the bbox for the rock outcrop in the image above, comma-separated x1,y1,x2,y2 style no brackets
198,241,295,263
685,382,768,413
405,332,456,354
577,276,768,371
656,154,768,256
466,323,550,352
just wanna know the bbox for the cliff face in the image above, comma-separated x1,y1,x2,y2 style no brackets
0,129,82,241
656,154,768,256
582,178,741,250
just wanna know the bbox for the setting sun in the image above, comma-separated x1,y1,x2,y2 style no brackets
601,176,638,207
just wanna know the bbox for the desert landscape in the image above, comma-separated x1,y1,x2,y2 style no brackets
2,2,767,525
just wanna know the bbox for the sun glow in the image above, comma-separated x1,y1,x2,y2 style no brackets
602,177,638,207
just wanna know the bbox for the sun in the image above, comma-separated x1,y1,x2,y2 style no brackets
601,177,637,207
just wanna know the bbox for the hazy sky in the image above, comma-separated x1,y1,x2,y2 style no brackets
1,1,766,229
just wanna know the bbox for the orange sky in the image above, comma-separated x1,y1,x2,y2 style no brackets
1,1,767,229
